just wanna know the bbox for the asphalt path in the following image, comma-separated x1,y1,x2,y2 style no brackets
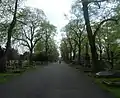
0,63,114,98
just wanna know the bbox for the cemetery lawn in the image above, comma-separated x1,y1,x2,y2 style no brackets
0,66,38,84
0,73,20,84
94,78,120,98
73,65,120,98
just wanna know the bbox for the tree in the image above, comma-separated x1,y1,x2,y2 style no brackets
47,39,59,61
0,0,19,72
60,36,70,62
34,37,59,62
71,0,119,71
96,20,120,68
62,17,86,62
40,20,57,61
0,0,24,45
13,7,46,65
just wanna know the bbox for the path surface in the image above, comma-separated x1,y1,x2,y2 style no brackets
0,63,114,98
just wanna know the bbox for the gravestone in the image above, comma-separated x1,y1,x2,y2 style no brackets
102,80,120,87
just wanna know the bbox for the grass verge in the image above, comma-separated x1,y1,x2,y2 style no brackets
0,73,20,84
0,66,38,84
90,74,120,98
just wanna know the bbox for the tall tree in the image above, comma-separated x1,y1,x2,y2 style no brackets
60,38,70,62
73,0,118,71
40,20,56,61
0,0,19,72
63,18,86,62
13,7,46,65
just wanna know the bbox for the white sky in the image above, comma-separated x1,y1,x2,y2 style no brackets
25,0,73,46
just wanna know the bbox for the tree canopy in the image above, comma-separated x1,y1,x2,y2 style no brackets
60,0,120,71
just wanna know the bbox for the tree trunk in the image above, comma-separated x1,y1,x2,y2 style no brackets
78,38,81,64
100,50,102,60
6,0,18,55
67,37,73,61
110,51,114,69
82,2,98,72
45,40,48,62
85,42,88,55
98,38,102,60
0,0,18,73
69,50,72,61
66,52,69,62
106,44,110,61
73,44,77,60
85,42,90,67
29,49,33,66
0,56,6,73
73,50,76,60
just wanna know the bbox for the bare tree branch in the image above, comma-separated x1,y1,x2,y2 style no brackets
76,21,85,38
21,43,30,49
22,27,31,41
71,37,79,45
66,34,73,50
13,37,31,49
33,36,43,48
81,0,108,4
81,24,86,33
81,36,85,42
69,24,79,38
17,19,27,25
93,18,118,38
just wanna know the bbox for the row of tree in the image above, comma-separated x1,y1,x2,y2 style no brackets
60,0,120,72
0,0,59,72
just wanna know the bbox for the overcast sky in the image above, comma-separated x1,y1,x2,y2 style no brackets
25,0,73,45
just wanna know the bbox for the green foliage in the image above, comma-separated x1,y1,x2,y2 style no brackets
94,78,120,98
60,0,120,71
0,73,20,83
33,52,47,61
34,38,59,62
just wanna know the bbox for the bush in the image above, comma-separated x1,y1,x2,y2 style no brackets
33,52,48,62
